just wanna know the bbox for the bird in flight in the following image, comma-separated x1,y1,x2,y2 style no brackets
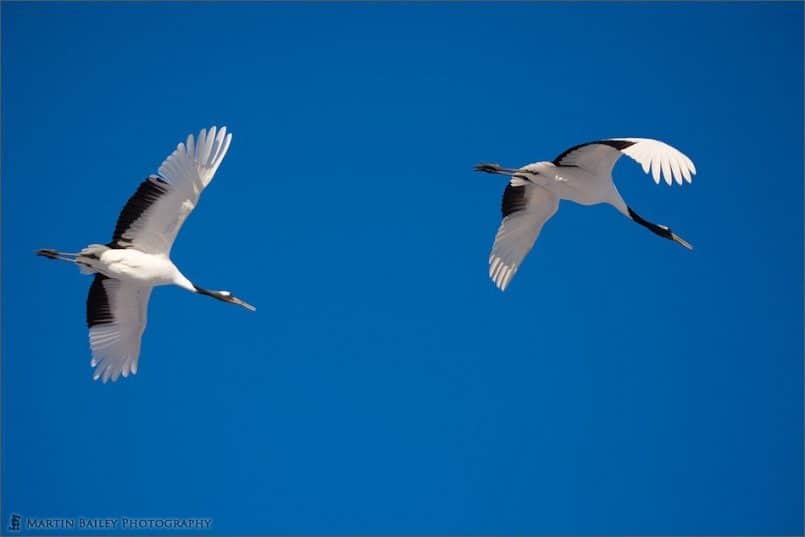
475,138,696,291
38,126,255,383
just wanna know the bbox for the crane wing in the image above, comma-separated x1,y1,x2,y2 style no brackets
489,183,559,291
109,126,233,254
553,138,696,186
87,275,152,383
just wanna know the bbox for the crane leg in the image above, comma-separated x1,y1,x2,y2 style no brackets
36,249,80,262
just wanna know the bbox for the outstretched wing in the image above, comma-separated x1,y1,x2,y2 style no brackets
87,275,152,383
488,183,559,291
109,126,233,253
553,138,696,186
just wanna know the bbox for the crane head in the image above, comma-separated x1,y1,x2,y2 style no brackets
194,285,256,311
215,291,257,311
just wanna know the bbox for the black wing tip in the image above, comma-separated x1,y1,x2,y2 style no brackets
501,184,528,218
553,139,637,165
109,176,170,247
87,274,114,328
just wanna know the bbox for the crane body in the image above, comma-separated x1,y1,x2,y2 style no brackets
476,137,697,291
37,126,254,383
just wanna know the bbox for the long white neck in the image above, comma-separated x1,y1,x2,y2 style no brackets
607,188,629,217
171,268,195,293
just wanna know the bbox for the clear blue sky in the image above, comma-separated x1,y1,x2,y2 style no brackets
2,2,802,535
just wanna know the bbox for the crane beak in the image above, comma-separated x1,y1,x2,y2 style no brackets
671,233,693,250
194,285,257,311
228,295,257,311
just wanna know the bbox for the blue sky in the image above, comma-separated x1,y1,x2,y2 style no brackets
2,2,802,535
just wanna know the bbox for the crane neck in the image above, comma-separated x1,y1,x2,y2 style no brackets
171,269,195,292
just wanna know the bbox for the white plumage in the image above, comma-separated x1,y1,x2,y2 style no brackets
121,127,232,254
476,138,696,291
88,279,151,381
488,185,559,292
38,126,255,383
556,137,695,185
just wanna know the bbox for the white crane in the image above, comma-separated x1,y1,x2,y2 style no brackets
475,138,696,291
37,126,255,383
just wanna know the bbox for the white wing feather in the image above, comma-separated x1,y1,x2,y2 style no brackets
119,126,233,254
489,185,559,291
89,280,152,383
556,138,696,186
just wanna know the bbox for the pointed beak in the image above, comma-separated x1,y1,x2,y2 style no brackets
671,233,693,250
228,296,256,311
